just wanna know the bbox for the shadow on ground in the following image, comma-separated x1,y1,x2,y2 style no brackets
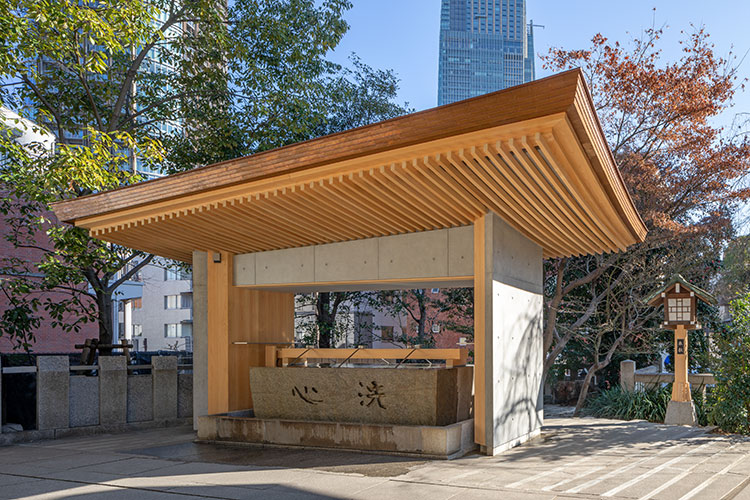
128,441,432,477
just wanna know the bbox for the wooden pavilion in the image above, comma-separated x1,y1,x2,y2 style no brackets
53,69,646,456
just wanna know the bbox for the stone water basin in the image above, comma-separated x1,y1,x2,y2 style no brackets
249,366,473,426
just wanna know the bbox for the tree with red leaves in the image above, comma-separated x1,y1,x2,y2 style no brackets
541,26,750,415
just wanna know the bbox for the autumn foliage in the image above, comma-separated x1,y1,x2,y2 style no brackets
540,27,750,413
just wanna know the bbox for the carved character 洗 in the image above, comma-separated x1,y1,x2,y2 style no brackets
358,380,386,409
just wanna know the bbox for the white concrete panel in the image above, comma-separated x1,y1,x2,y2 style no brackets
477,212,543,454
314,239,379,282
448,225,473,277
255,246,315,284
233,253,256,286
491,215,543,294
378,230,449,280
234,228,473,290
491,281,543,450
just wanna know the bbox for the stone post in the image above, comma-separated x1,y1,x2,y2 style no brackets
620,360,636,392
37,356,70,430
193,250,208,430
152,356,178,420
99,356,127,425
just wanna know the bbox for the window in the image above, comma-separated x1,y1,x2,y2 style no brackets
164,293,192,310
164,323,192,338
431,288,440,294
380,326,394,341
164,268,191,281
667,298,692,322
132,324,143,337
131,298,142,310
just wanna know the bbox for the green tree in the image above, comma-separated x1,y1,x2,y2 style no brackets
0,0,226,350
367,290,441,347
710,293,750,434
0,0,407,351
719,235,750,299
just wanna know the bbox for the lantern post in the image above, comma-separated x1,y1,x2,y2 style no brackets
645,275,716,426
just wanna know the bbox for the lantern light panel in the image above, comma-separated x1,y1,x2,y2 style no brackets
667,298,692,322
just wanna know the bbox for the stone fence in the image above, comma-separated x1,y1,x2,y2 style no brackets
619,360,716,396
0,355,192,444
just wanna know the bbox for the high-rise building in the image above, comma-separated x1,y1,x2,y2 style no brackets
437,0,536,105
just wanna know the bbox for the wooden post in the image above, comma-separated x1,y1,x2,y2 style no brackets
206,251,231,415
672,325,691,402
265,346,277,368
473,214,487,447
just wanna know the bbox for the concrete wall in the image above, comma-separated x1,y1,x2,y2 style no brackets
234,226,474,292
192,250,208,429
478,212,543,455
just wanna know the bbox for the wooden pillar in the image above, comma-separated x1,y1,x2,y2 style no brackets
672,325,691,402
205,250,295,415
473,214,488,447
207,251,231,415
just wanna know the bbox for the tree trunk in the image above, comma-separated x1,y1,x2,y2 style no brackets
573,367,599,416
96,291,114,355
316,292,333,348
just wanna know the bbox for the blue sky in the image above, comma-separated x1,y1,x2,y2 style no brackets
328,0,750,123
327,0,750,231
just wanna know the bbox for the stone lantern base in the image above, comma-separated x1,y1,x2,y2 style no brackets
664,400,697,426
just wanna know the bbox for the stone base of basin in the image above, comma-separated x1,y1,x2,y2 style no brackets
197,412,476,459
249,366,473,426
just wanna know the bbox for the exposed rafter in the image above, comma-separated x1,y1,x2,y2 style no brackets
52,70,647,262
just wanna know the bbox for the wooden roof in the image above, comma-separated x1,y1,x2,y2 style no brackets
52,69,647,262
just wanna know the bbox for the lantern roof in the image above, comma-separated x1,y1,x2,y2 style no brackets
645,274,717,307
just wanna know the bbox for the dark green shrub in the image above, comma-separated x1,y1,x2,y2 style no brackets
585,386,671,422
708,294,750,435
586,385,713,426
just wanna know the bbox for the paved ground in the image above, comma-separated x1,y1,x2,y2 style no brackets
0,415,748,499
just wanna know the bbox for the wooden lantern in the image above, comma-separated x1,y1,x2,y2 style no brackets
646,275,714,331
645,275,716,415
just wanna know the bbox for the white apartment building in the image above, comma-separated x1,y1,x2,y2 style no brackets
119,263,193,352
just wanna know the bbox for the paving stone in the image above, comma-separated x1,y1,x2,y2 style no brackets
733,480,750,500
83,456,179,476
167,484,278,499
0,416,744,500
0,473,41,487
0,478,87,499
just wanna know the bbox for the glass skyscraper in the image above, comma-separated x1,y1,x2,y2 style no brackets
438,0,536,105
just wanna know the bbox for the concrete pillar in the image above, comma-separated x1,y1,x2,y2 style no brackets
474,212,544,455
620,360,636,392
37,356,70,430
152,356,178,420
99,356,127,425
192,250,208,430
